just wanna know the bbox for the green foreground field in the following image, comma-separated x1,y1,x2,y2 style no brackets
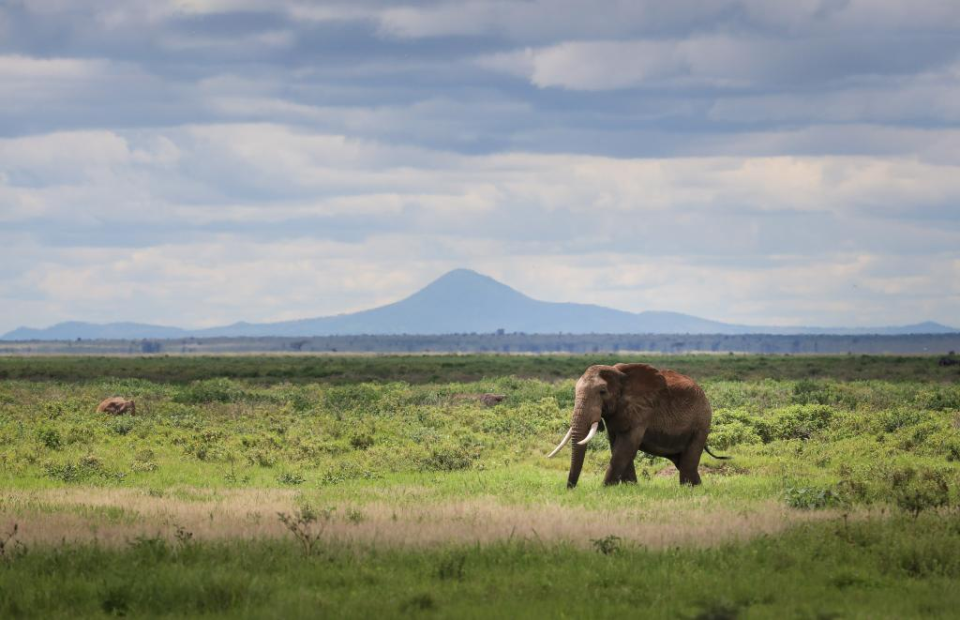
1,355,959,618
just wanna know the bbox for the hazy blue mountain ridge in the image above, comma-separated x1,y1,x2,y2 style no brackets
3,269,956,340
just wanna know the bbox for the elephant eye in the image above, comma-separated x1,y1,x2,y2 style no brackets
599,387,608,394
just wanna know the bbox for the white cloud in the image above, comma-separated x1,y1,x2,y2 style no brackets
377,0,960,41
478,36,815,90
0,55,116,112
710,61,960,124
3,1,960,333
2,124,959,331
4,125,960,225
160,29,295,51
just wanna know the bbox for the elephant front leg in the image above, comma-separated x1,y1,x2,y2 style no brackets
604,427,644,486
608,430,639,484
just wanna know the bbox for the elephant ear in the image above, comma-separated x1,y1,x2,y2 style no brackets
597,366,626,387
613,363,667,398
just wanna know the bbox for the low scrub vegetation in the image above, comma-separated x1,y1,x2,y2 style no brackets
0,355,958,617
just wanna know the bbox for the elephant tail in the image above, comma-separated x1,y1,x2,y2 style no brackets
704,445,732,460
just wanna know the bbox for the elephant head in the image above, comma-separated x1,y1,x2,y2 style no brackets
547,363,668,488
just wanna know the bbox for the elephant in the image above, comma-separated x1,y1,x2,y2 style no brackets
547,363,727,488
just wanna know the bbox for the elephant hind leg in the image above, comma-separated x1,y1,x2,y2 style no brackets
662,454,689,484
677,432,707,486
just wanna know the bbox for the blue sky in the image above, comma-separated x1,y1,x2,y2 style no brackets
1,0,959,332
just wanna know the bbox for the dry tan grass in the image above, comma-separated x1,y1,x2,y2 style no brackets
0,487,844,550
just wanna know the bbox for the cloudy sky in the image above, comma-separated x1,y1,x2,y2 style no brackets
2,0,959,332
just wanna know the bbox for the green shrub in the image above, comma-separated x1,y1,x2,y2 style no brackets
276,471,305,486
914,387,960,411
322,384,385,417
783,485,842,510
792,379,839,405
710,408,762,449
246,447,277,467
65,423,96,445
591,535,623,555
174,379,246,404
761,405,836,442
36,425,62,450
276,386,315,413
422,442,478,472
893,419,960,458
166,409,206,430
108,417,137,436
45,454,112,483
888,467,951,518
877,408,923,433
481,398,560,435
349,433,375,451
709,420,760,450
836,465,874,503
318,460,378,485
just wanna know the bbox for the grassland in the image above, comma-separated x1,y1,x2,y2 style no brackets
2,352,959,384
1,355,959,618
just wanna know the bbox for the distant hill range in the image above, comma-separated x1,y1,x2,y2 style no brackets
3,269,956,341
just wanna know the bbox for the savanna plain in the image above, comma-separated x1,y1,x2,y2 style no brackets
1,354,959,619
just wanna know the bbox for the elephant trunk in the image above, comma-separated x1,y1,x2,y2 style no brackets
566,400,596,489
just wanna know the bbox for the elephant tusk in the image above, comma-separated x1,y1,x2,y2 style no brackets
546,427,574,458
577,422,599,446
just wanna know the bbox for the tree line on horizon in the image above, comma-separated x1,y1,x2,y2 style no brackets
2,332,959,356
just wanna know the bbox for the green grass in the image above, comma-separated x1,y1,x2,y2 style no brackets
1,354,959,617
2,353,958,384
3,515,960,619
1,372,957,496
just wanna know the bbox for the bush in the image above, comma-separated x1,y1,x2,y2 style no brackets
591,535,623,555
422,443,478,472
792,379,839,405
710,408,762,449
878,408,923,433
45,454,115,483
481,398,560,436
893,419,960,459
246,448,277,468
174,379,246,404
276,471,305,486
322,384,385,418
349,433,374,451
318,460,378,485
760,405,835,442
36,425,62,450
888,467,951,518
836,465,873,503
783,485,842,510
108,417,137,436
914,387,960,412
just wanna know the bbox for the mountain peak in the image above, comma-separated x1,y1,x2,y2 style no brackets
429,268,502,287
411,269,529,303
